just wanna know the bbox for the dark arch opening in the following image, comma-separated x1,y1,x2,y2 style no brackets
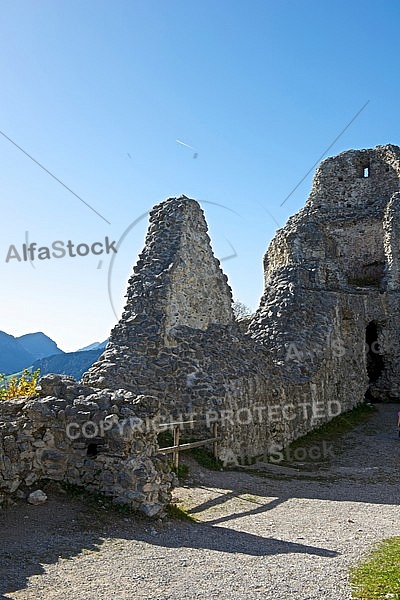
365,322,385,402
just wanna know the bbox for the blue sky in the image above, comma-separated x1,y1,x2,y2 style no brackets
1,0,399,351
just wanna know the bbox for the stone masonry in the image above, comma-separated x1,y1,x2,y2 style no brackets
84,196,235,391
249,144,400,402
85,146,400,459
0,374,175,516
2,145,400,510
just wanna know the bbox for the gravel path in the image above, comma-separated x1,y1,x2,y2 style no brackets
1,403,399,600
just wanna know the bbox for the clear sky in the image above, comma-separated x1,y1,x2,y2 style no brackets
1,0,399,351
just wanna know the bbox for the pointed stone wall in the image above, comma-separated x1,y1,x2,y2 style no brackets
83,195,233,390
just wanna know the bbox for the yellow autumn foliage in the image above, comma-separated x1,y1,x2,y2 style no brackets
0,369,40,400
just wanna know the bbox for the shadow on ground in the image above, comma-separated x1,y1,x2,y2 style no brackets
0,487,338,599
0,404,398,598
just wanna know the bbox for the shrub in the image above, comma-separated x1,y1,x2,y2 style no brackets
0,368,40,400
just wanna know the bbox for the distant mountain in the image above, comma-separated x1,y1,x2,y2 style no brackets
1,330,106,378
77,339,108,352
31,349,103,381
17,332,64,360
0,331,35,375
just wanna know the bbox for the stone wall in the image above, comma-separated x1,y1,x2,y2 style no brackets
84,145,400,461
250,144,400,406
327,219,385,283
3,145,400,498
0,374,175,516
84,195,233,395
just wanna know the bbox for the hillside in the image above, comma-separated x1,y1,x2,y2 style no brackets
0,332,35,374
17,332,64,360
76,340,108,352
31,349,104,380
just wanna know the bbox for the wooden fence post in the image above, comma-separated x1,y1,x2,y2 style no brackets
173,425,180,469
212,422,218,459
158,420,220,465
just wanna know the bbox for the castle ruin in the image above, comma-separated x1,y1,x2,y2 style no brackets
1,144,399,513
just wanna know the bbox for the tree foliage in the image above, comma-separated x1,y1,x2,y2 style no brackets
0,368,40,400
232,301,252,320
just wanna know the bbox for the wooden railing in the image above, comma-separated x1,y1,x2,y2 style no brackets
158,421,219,468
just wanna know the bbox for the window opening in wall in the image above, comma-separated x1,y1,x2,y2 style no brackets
87,443,98,457
363,166,370,178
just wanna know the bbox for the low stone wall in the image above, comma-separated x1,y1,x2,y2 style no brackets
0,375,175,516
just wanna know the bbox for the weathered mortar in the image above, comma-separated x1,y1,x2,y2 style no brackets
250,144,400,405
3,144,400,493
84,146,400,462
0,374,175,516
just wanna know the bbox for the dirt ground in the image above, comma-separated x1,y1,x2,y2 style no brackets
0,403,399,599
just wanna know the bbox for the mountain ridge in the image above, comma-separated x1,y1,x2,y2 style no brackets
17,332,64,360
0,330,107,376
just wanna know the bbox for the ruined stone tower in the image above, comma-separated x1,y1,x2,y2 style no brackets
249,144,400,402
83,196,236,394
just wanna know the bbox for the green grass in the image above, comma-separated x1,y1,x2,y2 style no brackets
226,401,377,474
175,462,190,479
189,447,224,470
287,400,375,443
276,401,377,468
166,502,196,522
350,537,400,599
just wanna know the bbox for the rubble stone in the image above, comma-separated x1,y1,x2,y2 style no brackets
2,146,400,513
